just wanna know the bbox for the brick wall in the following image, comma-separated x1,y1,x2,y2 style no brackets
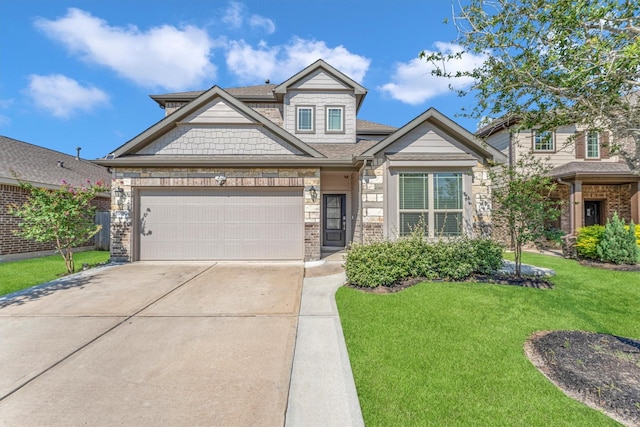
361,158,384,241
1,184,109,256
111,167,321,262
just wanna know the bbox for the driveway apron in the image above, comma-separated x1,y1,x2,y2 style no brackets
0,262,303,426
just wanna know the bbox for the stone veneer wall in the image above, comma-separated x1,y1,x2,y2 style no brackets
472,164,493,238
110,167,320,262
361,158,384,242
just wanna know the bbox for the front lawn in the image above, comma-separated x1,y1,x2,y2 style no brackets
0,251,110,296
336,253,640,426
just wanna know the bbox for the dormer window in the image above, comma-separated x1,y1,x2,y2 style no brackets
296,106,315,133
326,106,344,132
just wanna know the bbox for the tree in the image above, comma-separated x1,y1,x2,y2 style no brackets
488,152,561,276
421,0,640,173
9,180,108,274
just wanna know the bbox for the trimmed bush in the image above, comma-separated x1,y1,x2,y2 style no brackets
344,236,504,287
596,213,639,265
576,225,605,260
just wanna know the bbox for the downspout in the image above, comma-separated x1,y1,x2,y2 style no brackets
358,159,369,244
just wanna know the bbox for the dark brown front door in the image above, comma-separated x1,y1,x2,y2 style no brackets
584,201,601,227
323,194,346,247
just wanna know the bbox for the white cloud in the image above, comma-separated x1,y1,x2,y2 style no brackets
35,8,216,91
249,15,275,34
222,1,244,29
380,42,487,105
27,74,109,118
226,37,370,83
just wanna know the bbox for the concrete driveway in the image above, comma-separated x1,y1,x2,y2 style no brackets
0,262,303,426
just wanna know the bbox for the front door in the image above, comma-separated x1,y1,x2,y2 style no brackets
584,201,601,227
323,194,346,247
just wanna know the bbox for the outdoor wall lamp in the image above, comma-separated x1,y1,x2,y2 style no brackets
309,186,318,202
114,187,124,195
215,175,227,186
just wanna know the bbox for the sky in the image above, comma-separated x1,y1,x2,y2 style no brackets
0,0,486,161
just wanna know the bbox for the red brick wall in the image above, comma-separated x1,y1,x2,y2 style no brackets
1,184,110,256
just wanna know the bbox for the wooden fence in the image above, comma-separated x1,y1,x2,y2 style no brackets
94,211,110,250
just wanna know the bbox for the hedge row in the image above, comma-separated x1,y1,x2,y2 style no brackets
344,237,504,288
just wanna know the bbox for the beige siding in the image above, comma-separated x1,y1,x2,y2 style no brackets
385,123,470,155
290,70,351,91
137,125,303,156
184,99,253,124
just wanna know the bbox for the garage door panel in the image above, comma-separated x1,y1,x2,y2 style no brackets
138,188,303,260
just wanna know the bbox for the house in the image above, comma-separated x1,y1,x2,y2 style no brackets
0,136,111,261
478,120,640,236
95,60,505,262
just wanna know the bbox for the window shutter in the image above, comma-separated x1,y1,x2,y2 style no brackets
601,131,610,158
575,131,585,159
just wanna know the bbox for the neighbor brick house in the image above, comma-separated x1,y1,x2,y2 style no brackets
478,120,640,236
96,60,505,262
0,136,111,260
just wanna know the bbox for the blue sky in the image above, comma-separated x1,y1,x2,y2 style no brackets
0,0,485,160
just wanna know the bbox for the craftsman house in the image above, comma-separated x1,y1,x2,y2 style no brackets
0,136,111,261
96,60,505,262
478,120,640,236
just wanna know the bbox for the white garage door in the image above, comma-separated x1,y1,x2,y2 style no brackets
137,188,304,261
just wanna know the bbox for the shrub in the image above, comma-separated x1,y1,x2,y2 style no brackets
575,225,605,259
596,213,639,265
344,237,504,287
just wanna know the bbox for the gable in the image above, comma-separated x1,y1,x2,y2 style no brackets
183,98,253,124
289,70,351,91
383,122,473,157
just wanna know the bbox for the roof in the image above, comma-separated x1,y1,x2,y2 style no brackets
361,107,507,163
550,161,638,179
475,116,520,138
0,136,111,190
356,119,396,134
150,84,278,107
107,86,325,159
308,140,379,160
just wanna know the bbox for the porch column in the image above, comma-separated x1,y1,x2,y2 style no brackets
573,180,583,231
631,182,640,224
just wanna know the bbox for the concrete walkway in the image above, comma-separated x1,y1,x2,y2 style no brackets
286,254,364,427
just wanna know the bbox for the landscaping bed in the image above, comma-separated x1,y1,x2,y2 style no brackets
526,330,640,427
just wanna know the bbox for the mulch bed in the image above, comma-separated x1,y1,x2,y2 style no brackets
346,273,554,294
525,330,640,426
578,260,640,272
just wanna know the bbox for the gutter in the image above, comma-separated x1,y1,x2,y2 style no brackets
93,157,361,168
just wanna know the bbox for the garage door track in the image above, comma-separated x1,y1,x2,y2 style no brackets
0,262,302,426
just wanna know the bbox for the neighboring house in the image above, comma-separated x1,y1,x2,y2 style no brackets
478,120,640,236
95,60,505,262
0,136,111,260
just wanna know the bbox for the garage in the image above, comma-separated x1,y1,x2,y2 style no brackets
137,188,304,261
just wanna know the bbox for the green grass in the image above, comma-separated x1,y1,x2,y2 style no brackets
0,251,110,296
336,253,640,426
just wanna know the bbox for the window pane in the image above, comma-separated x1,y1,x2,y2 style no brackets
434,173,462,209
298,108,312,130
327,108,342,131
400,174,428,209
435,212,462,236
534,130,554,151
400,213,427,236
586,131,599,158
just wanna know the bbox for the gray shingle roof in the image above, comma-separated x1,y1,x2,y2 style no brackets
550,161,635,178
308,140,380,160
0,136,111,189
356,119,397,133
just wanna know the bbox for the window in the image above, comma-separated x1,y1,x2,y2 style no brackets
326,106,344,132
533,130,554,151
586,131,600,158
296,106,314,132
399,172,463,237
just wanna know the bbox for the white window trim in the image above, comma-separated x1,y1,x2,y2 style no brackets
586,131,600,159
325,105,345,133
295,106,315,133
398,172,464,238
533,130,555,152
